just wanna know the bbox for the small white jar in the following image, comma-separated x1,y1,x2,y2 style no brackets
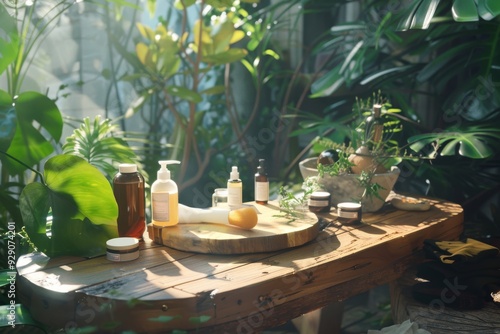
106,237,140,262
337,202,362,224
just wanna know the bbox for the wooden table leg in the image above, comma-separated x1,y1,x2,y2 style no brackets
291,301,344,334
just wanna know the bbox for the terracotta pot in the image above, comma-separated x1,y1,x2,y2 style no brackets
298,157,400,212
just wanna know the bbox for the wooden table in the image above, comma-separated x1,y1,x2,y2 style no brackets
17,197,463,333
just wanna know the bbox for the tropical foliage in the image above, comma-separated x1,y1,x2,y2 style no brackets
292,0,500,216
19,154,118,257
1,0,499,257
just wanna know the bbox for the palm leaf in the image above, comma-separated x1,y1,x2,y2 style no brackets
398,0,500,30
408,124,500,159
63,116,140,180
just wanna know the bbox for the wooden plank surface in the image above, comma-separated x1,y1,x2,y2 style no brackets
17,196,464,333
148,202,319,254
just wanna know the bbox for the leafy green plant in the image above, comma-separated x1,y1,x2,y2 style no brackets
282,0,499,211
19,154,118,258
0,2,140,259
397,0,500,30
112,0,254,192
277,177,319,219
0,1,73,231
63,116,144,181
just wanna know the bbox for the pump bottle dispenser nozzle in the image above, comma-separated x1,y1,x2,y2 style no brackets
157,160,180,181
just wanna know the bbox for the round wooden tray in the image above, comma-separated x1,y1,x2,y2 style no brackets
148,201,320,254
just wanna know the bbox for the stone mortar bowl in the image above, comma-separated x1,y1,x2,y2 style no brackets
299,157,400,212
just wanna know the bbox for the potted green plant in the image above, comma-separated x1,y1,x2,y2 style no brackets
298,93,413,212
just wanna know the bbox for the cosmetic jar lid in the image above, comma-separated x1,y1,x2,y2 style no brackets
337,202,362,210
106,237,140,262
310,191,330,199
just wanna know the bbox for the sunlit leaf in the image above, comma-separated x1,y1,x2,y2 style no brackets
5,92,62,174
477,0,500,20
452,0,479,22
63,116,140,180
167,86,203,103
339,40,363,74
136,22,156,41
136,42,150,66
0,4,19,76
213,20,236,54
230,30,246,44
411,0,441,29
200,85,226,95
19,155,119,257
206,0,234,9
193,20,213,51
263,49,280,60
201,48,248,65
310,66,345,98
45,155,118,225
0,89,16,152
396,1,422,31
19,182,51,253
174,0,196,9
408,127,499,159
330,24,366,33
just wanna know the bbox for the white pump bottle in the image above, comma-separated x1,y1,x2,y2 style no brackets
151,160,180,227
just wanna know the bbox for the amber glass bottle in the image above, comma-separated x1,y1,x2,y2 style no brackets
371,104,383,144
254,159,269,204
113,164,146,239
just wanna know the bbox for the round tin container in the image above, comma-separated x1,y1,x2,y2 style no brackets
106,237,140,262
337,202,362,224
308,191,331,213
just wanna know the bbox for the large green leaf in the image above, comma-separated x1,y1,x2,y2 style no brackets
417,42,480,82
398,0,500,29
411,0,441,29
19,182,51,254
0,4,19,76
62,116,140,180
201,48,248,65
5,92,63,174
310,67,345,98
20,155,119,257
408,125,500,159
166,85,203,103
397,1,424,31
0,89,16,152
478,0,500,20
452,0,479,22
44,155,118,225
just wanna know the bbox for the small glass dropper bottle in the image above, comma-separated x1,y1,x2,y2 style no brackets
227,166,242,207
254,159,269,204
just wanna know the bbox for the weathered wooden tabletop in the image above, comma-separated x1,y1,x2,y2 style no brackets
17,198,463,333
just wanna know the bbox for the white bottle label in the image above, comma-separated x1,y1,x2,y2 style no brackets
338,210,359,219
255,181,269,201
152,193,169,221
308,199,328,207
227,183,242,206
